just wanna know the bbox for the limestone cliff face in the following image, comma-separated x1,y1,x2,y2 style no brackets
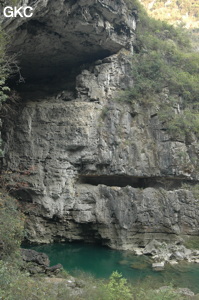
1,0,199,248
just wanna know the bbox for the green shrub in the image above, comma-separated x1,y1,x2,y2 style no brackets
0,261,57,300
104,271,132,300
0,27,10,106
181,183,199,199
135,286,182,300
184,236,199,250
119,1,199,140
0,190,24,260
158,106,199,139
0,20,20,108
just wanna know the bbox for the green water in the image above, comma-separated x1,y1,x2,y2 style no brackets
29,242,199,293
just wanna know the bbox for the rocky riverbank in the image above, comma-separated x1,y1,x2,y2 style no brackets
21,248,63,276
21,247,199,299
133,239,199,270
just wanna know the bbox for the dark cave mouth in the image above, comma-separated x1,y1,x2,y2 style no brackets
8,48,112,99
6,17,113,94
14,48,112,83
79,175,198,189
80,175,146,188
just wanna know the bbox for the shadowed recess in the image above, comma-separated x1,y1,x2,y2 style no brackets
79,175,198,189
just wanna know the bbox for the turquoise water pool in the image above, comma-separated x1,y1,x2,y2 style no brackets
28,242,199,293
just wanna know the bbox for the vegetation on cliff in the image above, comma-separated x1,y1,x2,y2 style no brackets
0,190,24,260
0,0,21,107
122,0,199,140
0,26,12,156
0,28,10,106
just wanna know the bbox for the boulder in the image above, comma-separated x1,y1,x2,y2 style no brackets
152,262,165,271
21,248,50,266
143,240,163,255
21,248,62,275
176,288,195,297
45,263,63,275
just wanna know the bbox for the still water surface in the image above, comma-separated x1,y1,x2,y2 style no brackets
29,242,199,293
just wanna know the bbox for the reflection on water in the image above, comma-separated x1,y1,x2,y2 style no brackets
27,242,199,293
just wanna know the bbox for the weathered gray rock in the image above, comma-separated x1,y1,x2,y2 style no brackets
142,240,199,264
2,51,199,247
152,262,165,271
76,52,134,102
3,61,199,249
157,286,195,298
1,0,199,252
21,248,49,274
176,288,195,297
143,240,163,256
45,264,63,276
21,248,50,266
21,248,63,275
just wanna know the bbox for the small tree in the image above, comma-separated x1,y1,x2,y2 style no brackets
105,271,132,300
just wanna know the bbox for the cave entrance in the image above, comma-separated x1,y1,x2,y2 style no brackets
80,175,147,188
8,50,111,101
79,175,195,189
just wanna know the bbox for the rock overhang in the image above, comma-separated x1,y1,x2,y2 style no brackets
2,0,136,81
